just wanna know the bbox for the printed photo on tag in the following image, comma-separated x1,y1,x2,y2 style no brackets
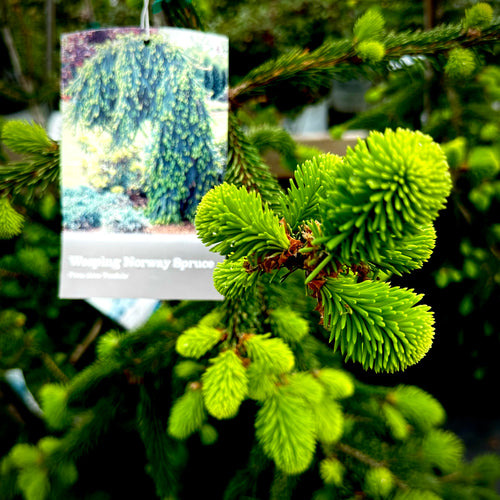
58,27,228,299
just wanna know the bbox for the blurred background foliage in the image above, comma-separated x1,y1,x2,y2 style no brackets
0,0,499,492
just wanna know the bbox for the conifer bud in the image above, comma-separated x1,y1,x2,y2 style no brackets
37,436,61,456
213,258,258,299
322,277,435,373
382,403,409,440
9,444,40,469
246,366,278,401
463,3,494,30
287,372,325,404
176,324,223,359
364,467,394,498
0,197,24,239
268,307,309,342
318,128,451,265
199,424,218,445
54,461,79,487
17,247,52,279
422,429,464,473
319,458,345,486
195,182,290,260
174,360,204,379
39,384,71,430
167,385,206,439
467,146,500,182
243,334,295,374
442,137,467,169
353,8,385,42
445,48,476,80
202,350,248,419
479,123,500,143
356,40,385,63
313,399,344,444
17,466,50,500
96,330,122,360
315,368,354,399
388,385,445,431
255,386,316,474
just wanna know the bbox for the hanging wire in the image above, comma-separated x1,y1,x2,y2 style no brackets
140,0,151,41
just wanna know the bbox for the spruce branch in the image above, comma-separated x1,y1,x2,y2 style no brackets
335,442,410,491
387,385,446,431
246,124,296,163
158,0,205,31
229,39,354,108
197,128,451,373
279,155,336,232
243,333,295,375
229,19,500,108
38,351,70,384
175,323,224,359
167,382,206,439
48,394,125,464
69,317,103,366
225,114,283,209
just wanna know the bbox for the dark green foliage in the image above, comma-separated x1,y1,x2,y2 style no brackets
225,114,283,210
137,383,187,498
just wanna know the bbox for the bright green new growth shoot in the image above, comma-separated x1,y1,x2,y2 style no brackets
0,197,24,239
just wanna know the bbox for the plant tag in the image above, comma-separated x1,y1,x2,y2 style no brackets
58,27,228,300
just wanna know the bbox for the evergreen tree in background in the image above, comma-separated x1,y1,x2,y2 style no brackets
1,1,500,499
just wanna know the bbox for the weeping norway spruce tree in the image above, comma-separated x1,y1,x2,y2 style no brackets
63,30,222,224
1,2,500,500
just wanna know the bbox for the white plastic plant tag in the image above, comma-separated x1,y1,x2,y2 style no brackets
58,27,228,300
